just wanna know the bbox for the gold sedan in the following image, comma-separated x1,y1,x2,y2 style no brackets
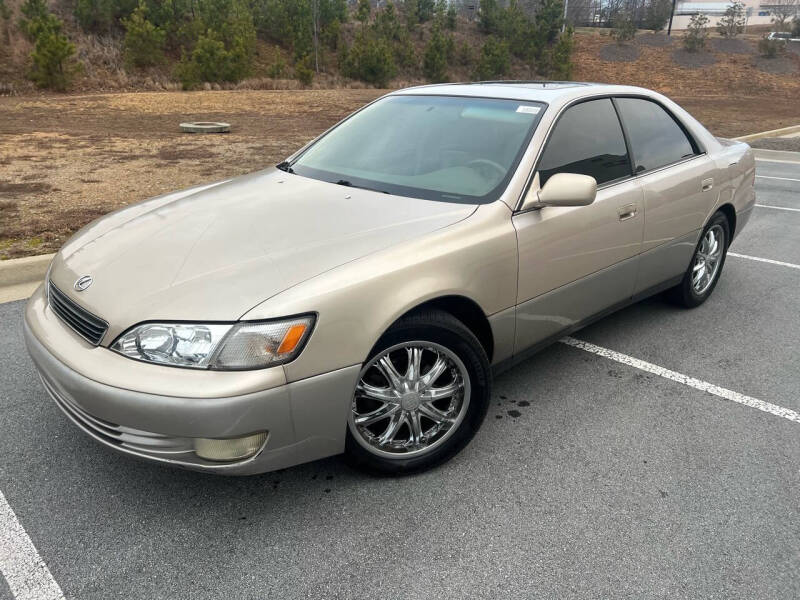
24,83,756,475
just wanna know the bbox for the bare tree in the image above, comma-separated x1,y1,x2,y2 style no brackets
770,0,799,31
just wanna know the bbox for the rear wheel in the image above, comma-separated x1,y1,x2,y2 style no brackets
667,211,730,308
345,309,491,475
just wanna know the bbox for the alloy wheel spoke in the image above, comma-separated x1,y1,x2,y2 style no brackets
420,356,447,389
407,411,424,445
693,263,706,285
376,356,404,392
377,411,405,445
406,347,422,383
418,402,453,424
357,382,399,403
421,382,460,402
355,403,399,426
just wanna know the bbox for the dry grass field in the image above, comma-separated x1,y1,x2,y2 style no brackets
0,89,382,259
1,84,799,259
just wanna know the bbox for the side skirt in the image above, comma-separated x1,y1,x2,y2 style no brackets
491,275,682,377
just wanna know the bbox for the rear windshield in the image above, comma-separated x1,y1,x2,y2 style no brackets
288,95,546,203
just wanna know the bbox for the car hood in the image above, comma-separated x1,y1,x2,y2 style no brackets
49,169,476,341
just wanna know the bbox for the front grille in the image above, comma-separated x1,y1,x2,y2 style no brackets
47,280,108,345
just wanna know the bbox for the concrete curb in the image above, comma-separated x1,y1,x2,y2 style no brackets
0,253,54,304
734,125,800,142
753,148,800,164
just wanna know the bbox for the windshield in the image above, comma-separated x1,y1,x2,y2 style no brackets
288,95,546,203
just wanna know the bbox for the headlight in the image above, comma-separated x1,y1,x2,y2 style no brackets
110,315,315,370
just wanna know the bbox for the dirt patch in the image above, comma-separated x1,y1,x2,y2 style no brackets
672,49,717,68
157,146,217,162
748,137,800,152
637,33,673,47
711,38,754,54
599,43,641,62
0,89,383,259
0,181,53,197
752,56,798,74
671,95,800,137
573,34,800,99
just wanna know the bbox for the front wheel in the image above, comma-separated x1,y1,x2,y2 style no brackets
667,211,730,308
344,309,491,475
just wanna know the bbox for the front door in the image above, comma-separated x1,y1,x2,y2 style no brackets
512,98,644,353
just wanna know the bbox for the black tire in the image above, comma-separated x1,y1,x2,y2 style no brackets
344,309,491,476
667,211,730,308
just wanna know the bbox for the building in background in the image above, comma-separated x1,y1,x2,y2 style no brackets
670,0,797,30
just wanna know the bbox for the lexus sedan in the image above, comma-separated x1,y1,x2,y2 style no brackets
24,82,755,475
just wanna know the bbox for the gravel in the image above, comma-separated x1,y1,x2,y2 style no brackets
599,43,641,62
711,37,754,54
637,33,673,47
671,48,717,68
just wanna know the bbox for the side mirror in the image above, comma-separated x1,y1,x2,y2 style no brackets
520,173,597,211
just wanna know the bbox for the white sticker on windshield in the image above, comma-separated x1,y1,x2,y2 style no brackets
516,106,541,114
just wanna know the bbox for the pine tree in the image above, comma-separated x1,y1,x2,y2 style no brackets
683,13,710,51
422,25,450,82
717,1,745,38
28,14,80,91
123,1,166,68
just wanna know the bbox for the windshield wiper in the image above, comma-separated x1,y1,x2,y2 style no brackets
334,179,389,194
276,161,294,173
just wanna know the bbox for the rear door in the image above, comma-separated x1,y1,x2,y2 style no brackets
613,97,718,294
512,98,644,352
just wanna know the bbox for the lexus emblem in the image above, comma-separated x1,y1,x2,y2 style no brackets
74,275,93,292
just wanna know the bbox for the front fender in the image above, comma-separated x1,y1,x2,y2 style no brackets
242,202,518,383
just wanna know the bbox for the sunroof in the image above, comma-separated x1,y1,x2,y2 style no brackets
476,81,589,89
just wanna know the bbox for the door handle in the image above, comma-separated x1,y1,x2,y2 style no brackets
702,178,714,191
618,204,637,221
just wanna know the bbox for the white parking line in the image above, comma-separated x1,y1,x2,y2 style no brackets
561,337,800,424
0,490,64,600
728,252,800,270
755,204,800,213
755,175,800,183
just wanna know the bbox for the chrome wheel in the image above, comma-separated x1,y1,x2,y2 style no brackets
692,224,725,295
349,341,471,458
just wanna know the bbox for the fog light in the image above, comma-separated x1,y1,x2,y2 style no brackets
194,432,268,462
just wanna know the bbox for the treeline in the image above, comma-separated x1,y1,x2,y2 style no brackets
8,0,575,91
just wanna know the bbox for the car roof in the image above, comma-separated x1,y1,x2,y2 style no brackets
391,81,658,105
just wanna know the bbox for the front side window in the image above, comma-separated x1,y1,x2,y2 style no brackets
614,97,697,173
289,95,546,204
536,98,631,187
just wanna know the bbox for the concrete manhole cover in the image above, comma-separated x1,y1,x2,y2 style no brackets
179,122,231,133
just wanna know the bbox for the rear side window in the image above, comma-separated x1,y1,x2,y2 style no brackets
537,99,631,186
615,98,697,173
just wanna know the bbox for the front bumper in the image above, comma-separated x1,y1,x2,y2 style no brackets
24,292,361,475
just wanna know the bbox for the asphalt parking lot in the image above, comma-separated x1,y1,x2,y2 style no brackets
1,157,798,600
